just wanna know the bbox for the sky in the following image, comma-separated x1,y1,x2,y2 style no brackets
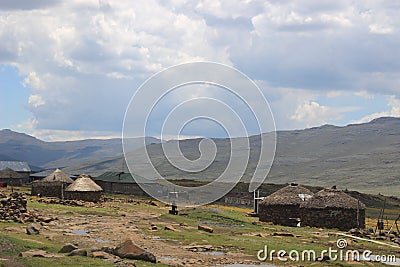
0,0,399,141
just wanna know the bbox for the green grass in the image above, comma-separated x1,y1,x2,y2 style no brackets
27,200,120,217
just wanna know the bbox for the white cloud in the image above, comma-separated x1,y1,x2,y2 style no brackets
369,23,393,34
23,72,44,90
1,0,400,138
354,90,375,99
351,96,400,124
290,101,343,128
28,94,45,107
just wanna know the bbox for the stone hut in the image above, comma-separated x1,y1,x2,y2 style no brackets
65,174,103,202
258,184,314,226
300,188,366,231
31,169,74,198
0,168,25,186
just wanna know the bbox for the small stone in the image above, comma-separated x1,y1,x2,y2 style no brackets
38,216,53,223
164,225,177,231
26,224,40,235
59,244,78,253
272,232,294,237
198,225,213,233
19,249,63,258
68,249,87,256
317,255,331,262
148,201,158,206
92,251,112,259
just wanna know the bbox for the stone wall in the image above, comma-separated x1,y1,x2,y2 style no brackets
258,204,301,226
224,197,252,206
31,181,69,198
65,191,102,202
0,192,34,222
301,208,366,230
0,178,23,186
95,181,148,196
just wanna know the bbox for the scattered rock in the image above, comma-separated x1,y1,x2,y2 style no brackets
317,255,331,262
92,251,113,259
243,232,269,238
183,245,213,252
272,232,294,237
113,239,156,263
198,225,213,233
164,225,178,231
68,249,88,257
19,249,63,258
148,201,158,207
149,225,158,230
59,243,78,253
38,216,54,223
26,224,40,235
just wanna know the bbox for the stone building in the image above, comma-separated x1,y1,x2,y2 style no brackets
94,172,145,195
300,188,366,230
0,168,25,186
65,174,103,202
258,183,314,226
31,169,74,198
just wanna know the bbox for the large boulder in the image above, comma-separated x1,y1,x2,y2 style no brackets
113,239,156,263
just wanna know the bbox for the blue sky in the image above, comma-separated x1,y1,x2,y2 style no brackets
0,0,399,141
0,66,31,129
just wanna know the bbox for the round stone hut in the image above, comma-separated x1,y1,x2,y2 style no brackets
300,188,366,231
258,183,314,226
65,174,103,202
0,168,24,186
31,169,74,198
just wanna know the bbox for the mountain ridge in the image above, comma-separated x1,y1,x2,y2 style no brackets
65,117,400,196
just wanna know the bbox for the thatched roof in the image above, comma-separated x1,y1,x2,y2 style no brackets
0,168,24,179
259,184,314,206
301,188,366,209
41,169,74,183
65,174,103,192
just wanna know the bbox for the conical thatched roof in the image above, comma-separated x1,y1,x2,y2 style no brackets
301,188,366,209
41,169,74,183
260,184,314,206
65,174,103,192
0,168,24,179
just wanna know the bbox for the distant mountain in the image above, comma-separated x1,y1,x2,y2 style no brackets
0,129,160,169
65,117,400,196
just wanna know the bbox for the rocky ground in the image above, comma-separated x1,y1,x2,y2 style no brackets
1,189,400,267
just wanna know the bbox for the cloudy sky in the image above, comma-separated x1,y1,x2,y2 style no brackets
1,0,399,141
